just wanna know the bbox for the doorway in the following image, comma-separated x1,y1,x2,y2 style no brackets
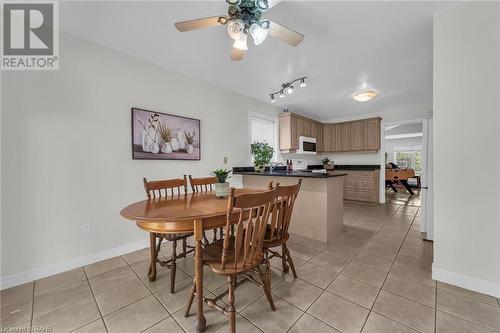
383,118,433,240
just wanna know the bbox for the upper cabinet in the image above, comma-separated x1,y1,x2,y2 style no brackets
280,113,381,153
349,121,364,151
363,118,381,150
335,123,351,152
279,113,324,152
323,124,336,152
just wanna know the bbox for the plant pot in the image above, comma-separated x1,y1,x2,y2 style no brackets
214,182,230,198
161,142,172,153
254,164,266,173
186,144,194,154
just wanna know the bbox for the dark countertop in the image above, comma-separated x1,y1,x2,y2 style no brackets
233,164,380,177
233,169,347,179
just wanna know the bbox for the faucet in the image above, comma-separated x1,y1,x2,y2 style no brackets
270,162,285,173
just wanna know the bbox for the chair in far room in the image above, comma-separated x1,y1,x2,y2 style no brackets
264,180,302,278
143,176,193,293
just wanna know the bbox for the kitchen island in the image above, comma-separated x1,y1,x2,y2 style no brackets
233,167,347,243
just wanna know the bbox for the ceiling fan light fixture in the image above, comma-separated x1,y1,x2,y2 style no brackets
233,33,248,51
352,90,377,102
227,19,245,40
255,0,269,11
299,78,306,87
279,90,285,98
249,23,268,45
286,85,294,94
270,94,276,103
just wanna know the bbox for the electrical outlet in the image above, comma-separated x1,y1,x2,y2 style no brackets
83,223,90,233
223,156,228,164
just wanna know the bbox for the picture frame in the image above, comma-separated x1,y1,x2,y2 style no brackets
131,107,201,160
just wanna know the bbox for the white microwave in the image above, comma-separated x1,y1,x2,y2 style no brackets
297,136,317,154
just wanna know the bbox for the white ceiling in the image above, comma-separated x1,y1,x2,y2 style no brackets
60,1,454,121
385,123,423,136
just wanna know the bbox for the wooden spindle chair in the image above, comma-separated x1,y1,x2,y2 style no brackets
188,175,224,243
264,180,302,278
143,176,194,293
184,188,277,333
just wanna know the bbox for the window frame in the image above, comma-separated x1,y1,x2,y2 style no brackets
248,112,279,163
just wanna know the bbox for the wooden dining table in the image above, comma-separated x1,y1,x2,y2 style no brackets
120,189,260,333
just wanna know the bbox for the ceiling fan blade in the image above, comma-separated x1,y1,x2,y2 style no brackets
268,20,304,47
174,16,225,32
231,47,245,61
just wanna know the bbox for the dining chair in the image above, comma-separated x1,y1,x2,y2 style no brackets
188,175,224,243
264,180,302,278
185,187,277,333
143,176,193,293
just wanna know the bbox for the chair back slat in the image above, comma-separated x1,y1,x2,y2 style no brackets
266,180,302,243
189,176,217,193
221,188,276,271
143,176,187,199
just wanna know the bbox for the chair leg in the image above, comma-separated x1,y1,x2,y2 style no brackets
281,244,289,273
170,240,177,294
182,237,187,256
258,264,276,311
228,276,236,333
148,233,158,282
184,281,196,318
284,244,298,278
212,229,217,243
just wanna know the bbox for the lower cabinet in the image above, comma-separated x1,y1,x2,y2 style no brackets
343,170,379,203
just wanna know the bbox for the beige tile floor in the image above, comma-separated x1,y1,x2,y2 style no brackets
2,202,500,333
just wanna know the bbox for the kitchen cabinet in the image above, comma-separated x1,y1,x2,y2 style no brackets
279,113,381,153
363,118,380,150
323,124,336,152
279,113,323,152
336,123,351,152
350,121,364,151
344,170,380,203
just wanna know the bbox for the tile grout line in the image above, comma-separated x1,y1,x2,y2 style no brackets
82,266,110,333
122,255,189,333
434,279,438,333
358,207,418,332
278,205,404,332
29,281,35,330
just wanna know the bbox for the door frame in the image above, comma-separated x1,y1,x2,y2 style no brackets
380,118,432,238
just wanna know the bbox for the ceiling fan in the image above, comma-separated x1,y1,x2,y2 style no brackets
174,0,304,61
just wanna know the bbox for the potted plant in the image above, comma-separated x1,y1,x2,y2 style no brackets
322,157,335,170
158,122,173,153
184,129,196,154
250,142,274,172
210,168,232,198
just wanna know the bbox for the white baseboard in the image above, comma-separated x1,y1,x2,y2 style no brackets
432,264,500,298
1,238,149,290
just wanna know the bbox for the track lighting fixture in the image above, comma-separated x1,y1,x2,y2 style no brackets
269,77,307,103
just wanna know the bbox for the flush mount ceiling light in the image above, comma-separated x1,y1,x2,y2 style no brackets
352,90,378,102
270,77,307,103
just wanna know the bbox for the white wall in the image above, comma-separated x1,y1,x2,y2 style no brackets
0,32,280,286
433,2,500,297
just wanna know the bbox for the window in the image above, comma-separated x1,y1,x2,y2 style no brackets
394,148,422,174
249,113,278,162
